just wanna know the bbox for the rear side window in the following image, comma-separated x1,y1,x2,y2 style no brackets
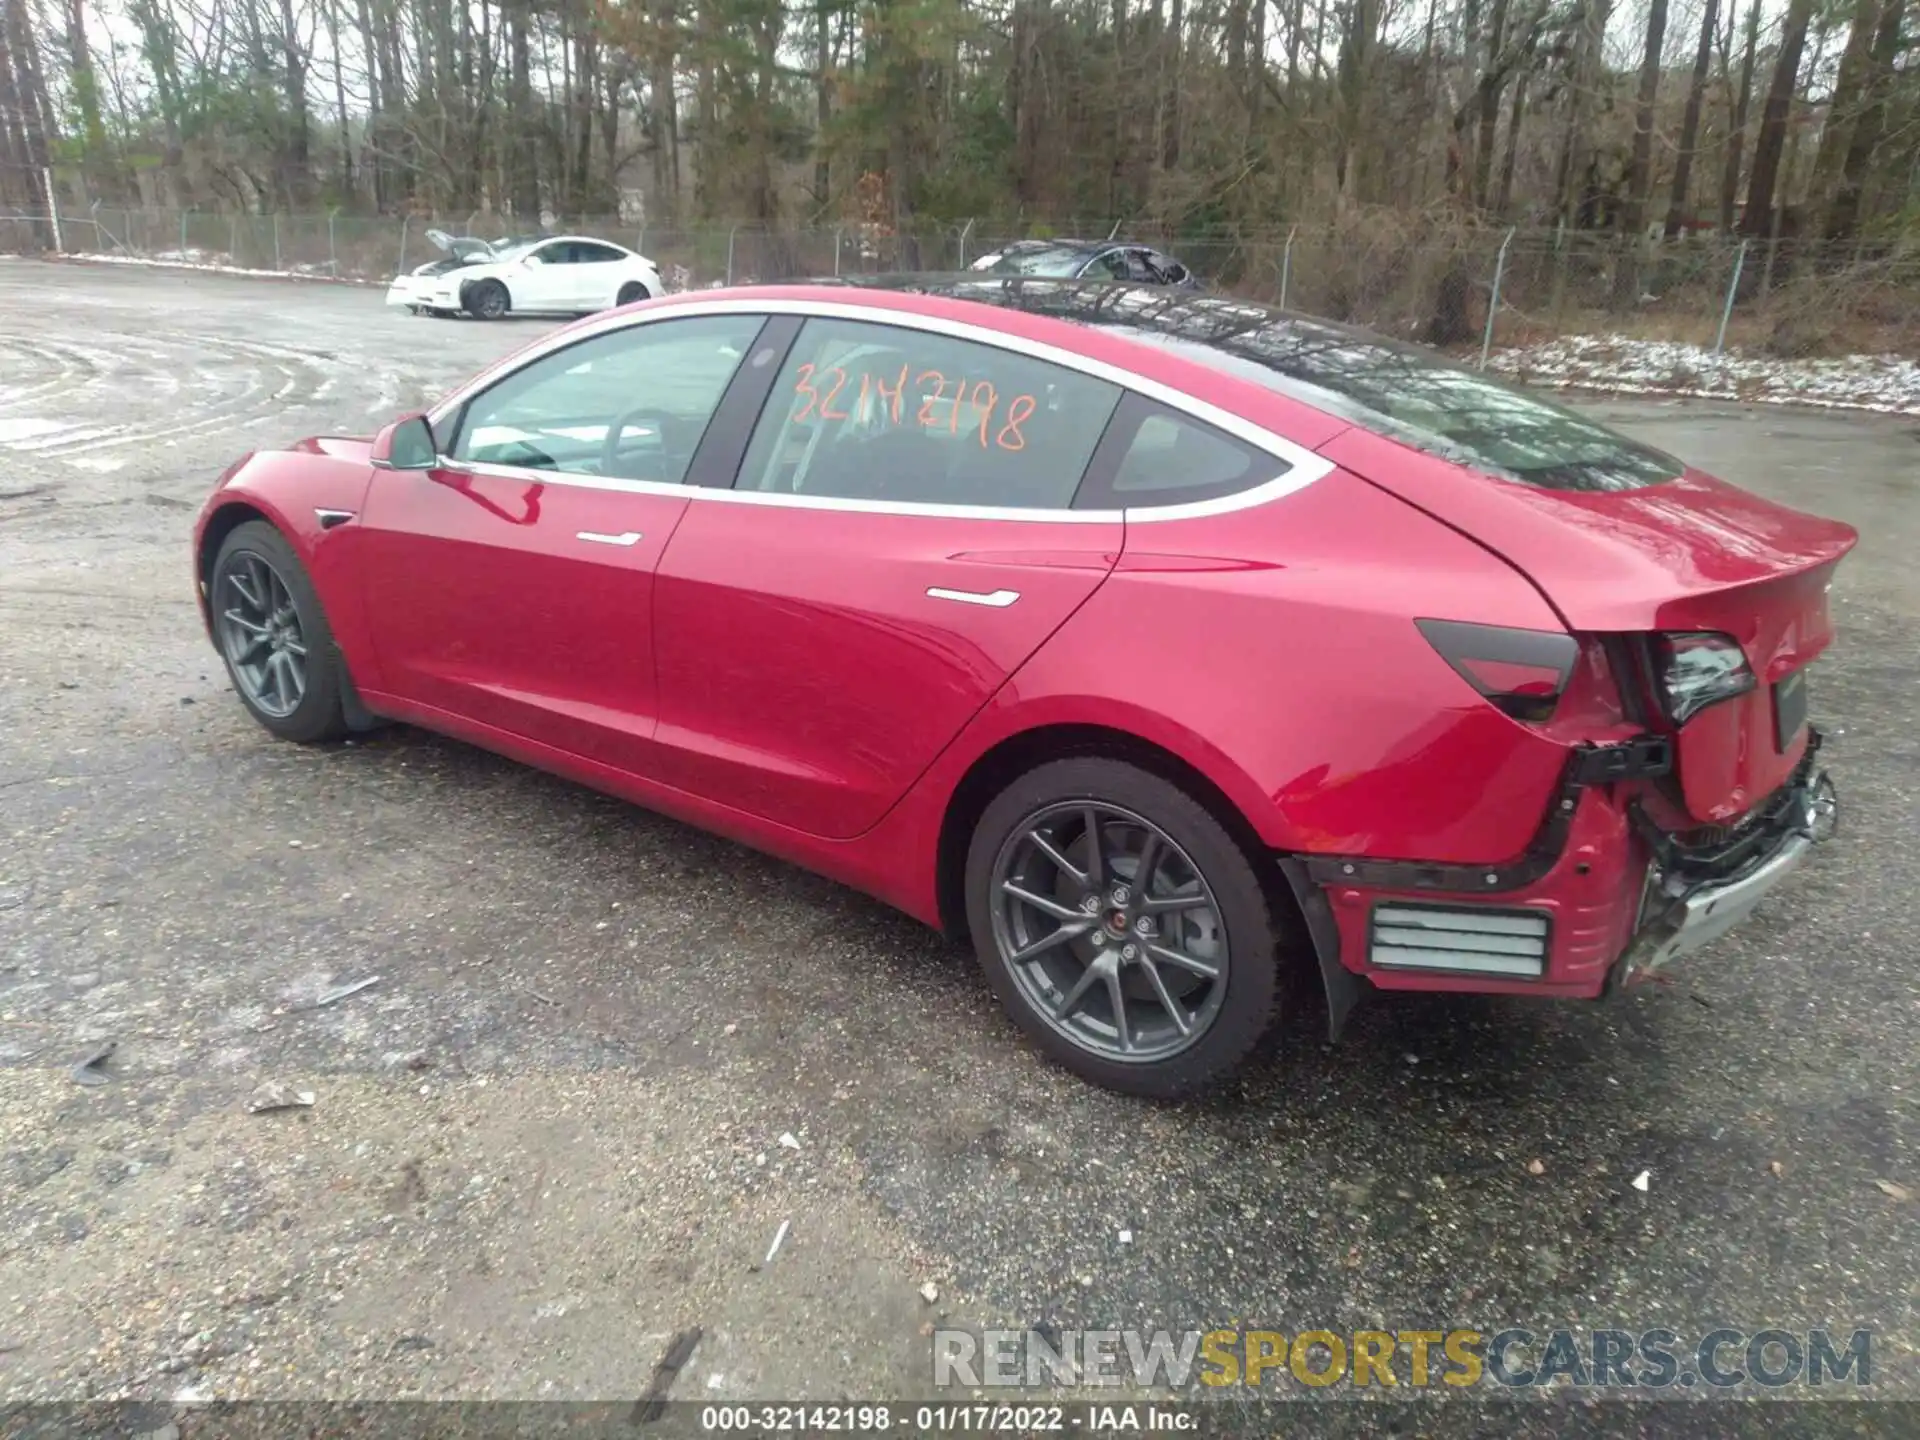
1099,315,1681,492
734,317,1122,509
1077,395,1285,509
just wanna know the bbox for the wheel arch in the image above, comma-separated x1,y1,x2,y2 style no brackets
462,273,510,314
930,717,1357,1040
195,495,383,733
933,720,1297,947
196,498,278,639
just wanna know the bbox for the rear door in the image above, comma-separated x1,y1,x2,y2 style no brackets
357,312,773,773
650,313,1126,840
567,241,629,309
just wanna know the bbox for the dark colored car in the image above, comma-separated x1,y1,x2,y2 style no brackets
969,239,1200,287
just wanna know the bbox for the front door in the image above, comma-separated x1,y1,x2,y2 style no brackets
357,312,771,772
651,313,1127,840
512,240,578,311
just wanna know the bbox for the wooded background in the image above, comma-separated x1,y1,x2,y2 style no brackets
0,0,1915,348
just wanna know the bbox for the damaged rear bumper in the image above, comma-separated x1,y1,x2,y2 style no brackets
1613,739,1839,984
1281,728,1839,1038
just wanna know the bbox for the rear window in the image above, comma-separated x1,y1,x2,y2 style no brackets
1095,317,1682,493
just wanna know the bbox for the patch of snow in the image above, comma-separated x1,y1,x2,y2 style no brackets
0,417,70,442
1490,335,1920,415
54,251,377,287
55,247,715,294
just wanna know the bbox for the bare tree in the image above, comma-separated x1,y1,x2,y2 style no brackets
1663,0,1718,237
1823,0,1907,241
1741,0,1815,237
1717,0,1763,232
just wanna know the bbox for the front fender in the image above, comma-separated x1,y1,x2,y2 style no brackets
194,446,381,689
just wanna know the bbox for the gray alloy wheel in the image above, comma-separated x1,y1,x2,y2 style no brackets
990,800,1230,1063
466,279,509,319
217,548,309,720
210,520,348,743
964,757,1282,1098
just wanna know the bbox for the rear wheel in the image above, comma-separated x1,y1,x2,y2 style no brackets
964,758,1281,1098
465,279,509,320
616,281,650,307
210,521,349,744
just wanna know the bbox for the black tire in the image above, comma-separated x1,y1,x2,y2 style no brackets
964,757,1281,1099
616,281,650,306
210,520,350,744
465,279,509,320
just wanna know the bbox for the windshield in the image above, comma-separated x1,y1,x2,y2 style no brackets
1094,309,1682,493
971,245,1088,278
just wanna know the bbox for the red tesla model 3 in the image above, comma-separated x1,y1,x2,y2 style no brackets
193,278,1853,1096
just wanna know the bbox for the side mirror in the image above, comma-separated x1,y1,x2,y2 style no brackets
371,413,437,470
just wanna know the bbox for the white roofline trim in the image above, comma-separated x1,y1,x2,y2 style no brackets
424,295,1335,525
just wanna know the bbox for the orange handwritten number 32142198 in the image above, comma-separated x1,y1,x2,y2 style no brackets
793,364,1031,452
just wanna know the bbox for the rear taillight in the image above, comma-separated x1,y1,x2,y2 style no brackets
1651,631,1755,724
1416,619,1579,723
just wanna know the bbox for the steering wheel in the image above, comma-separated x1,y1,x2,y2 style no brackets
602,406,679,483
477,437,560,471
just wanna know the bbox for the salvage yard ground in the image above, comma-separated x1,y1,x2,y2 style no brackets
0,262,1915,1432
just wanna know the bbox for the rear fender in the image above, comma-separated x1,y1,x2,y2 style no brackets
1002,470,1577,862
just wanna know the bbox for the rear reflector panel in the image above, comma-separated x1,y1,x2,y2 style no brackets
1369,904,1551,978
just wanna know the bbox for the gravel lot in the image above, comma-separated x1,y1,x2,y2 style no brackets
1,259,1915,1430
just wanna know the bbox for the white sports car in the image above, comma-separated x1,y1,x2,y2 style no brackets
385,230,665,320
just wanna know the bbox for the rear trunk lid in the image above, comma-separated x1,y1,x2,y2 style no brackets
1323,427,1856,823
1069,304,1856,826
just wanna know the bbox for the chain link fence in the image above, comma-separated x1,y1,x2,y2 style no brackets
6,189,1918,363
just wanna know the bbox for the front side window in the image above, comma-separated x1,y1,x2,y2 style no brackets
448,315,765,481
735,317,1122,509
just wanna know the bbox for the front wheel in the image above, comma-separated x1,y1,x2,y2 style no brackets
465,279,509,320
210,520,349,744
964,757,1282,1098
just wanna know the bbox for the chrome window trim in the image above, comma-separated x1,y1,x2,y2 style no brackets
425,296,1336,525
